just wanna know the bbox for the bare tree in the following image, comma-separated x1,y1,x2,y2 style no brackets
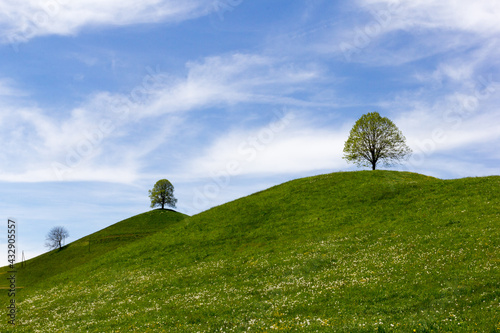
45,226,69,250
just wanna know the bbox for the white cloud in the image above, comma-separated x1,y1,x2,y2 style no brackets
0,52,322,183
0,0,215,44
385,84,500,178
183,112,350,180
317,0,500,66
414,40,500,87
0,78,26,97
359,0,500,35
146,53,322,117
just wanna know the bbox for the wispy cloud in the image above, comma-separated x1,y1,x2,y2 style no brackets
303,0,500,65
0,78,26,97
182,110,349,180
359,0,500,35
382,76,500,177
145,53,323,117
0,52,322,183
1,0,216,45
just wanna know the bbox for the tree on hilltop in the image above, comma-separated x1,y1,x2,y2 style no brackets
343,112,412,170
149,179,177,209
45,226,69,250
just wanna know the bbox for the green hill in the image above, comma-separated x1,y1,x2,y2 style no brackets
0,209,187,293
1,171,498,332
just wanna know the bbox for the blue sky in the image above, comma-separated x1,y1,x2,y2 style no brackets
1,0,499,264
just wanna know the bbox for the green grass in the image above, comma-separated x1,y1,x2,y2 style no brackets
0,171,498,332
0,209,187,292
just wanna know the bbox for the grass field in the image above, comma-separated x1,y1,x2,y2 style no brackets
0,208,187,293
0,171,498,332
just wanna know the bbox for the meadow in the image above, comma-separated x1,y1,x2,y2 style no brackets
0,171,498,332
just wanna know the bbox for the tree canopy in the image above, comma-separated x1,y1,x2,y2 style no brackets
343,112,412,170
149,179,177,209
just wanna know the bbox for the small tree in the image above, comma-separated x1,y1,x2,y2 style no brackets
149,179,177,209
343,112,412,170
45,226,69,250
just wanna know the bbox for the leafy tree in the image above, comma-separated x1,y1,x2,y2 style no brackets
343,112,412,170
45,226,69,250
149,179,177,209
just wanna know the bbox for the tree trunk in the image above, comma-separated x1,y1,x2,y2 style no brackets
370,149,377,170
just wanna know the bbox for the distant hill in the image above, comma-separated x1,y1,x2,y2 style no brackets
1,171,498,332
0,209,187,292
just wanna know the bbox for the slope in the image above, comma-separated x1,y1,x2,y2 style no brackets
0,209,187,291
1,171,498,332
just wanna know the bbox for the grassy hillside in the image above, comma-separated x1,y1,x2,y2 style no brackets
0,209,187,292
1,171,498,332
